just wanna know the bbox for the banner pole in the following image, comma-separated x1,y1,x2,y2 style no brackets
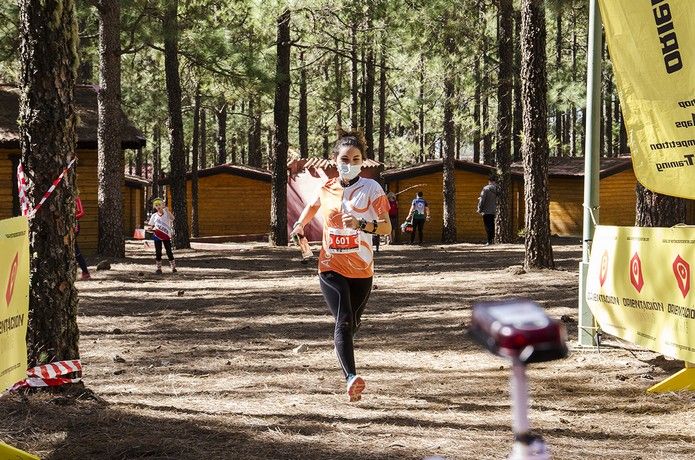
579,0,602,348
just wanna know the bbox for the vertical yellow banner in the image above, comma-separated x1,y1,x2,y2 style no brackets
0,216,30,392
599,0,695,199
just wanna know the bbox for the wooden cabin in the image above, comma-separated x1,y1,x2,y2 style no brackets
383,160,498,243
511,157,637,237
0,85,146,254
123,175,148,236
162,164,271,238
287,158,384,241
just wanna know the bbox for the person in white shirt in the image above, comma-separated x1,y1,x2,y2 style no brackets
145,198,177,274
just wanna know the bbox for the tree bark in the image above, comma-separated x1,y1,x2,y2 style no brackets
554,7,563,157
191,86,200,237
570,9,578,157
216,102,227,164
19,0,80,365
365,45,375,160
299,52,309,158
603,45,613,157
378,48,387,163
163,0,190,249
269,9,290,247
135,147,143,176
521,0,554,270
350,21,358,129
248,97,262,167
495,0,514,243
635,184,686,227
419,54,425,162
473,60,482,163
199,107,207,169
512,8,522,162
153,124,161,198
322,122,330,159
442,35,457,244
334,38,342,127
96,0,124,258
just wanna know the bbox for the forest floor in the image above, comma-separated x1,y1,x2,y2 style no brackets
1,239,694,460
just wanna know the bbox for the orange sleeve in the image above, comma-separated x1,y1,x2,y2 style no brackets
372,194,389,216
75,197,85,220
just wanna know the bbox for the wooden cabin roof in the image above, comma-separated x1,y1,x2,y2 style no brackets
0,84,146,149
125,174,150,187
159,163,272,184
510,157,633,179
382,159,495,182
287,157,383,175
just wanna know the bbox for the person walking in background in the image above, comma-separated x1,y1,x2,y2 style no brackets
75,196,91,280
406,191,430,244
477,174,499,245
145,198,177,274
386,192,398,245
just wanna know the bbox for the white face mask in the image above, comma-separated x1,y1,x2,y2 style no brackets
338,163,362,181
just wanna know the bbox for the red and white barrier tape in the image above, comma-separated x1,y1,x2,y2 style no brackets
10,359,82,391
16,158,76,219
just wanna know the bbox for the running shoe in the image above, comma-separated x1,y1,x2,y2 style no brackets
156,268,163,274
347,374,365,402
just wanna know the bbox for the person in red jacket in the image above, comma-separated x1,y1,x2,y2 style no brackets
75,196,91,280
386,192,398,244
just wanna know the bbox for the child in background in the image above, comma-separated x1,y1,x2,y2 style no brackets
145,198,177,274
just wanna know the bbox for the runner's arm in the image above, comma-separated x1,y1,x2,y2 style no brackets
291,202,320,236
342,211,392,236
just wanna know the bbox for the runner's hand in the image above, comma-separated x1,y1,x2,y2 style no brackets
290,222,304,238
342,213,358,229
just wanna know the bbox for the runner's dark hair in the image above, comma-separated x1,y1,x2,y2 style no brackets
333,127,367,158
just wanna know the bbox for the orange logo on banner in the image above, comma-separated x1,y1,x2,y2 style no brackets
673,255,690,298
630,252,644,293
599,251,609,287
5,252,18,306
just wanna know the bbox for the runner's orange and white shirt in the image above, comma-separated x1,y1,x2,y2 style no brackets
311,177,389,278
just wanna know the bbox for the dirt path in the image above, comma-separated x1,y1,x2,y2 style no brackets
1,241,694,459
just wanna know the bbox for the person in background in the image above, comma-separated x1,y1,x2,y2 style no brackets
386,192,398,245
477,174,499,245
145,198,177,274
406,191,430,244
75,196,91,280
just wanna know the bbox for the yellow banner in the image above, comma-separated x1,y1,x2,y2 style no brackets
0,217,29,392
599,0,695,199
586,225,695,362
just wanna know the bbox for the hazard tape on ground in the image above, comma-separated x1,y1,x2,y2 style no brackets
9,359,82,391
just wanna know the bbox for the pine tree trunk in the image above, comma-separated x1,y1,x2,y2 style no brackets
570,10,578,157
613,92,621,156
554,8,562,157
248,98,262,167
360,46,366,129
199,108,207,169
513,8,523,162
495,0,514,243
299,52,309,158
163,0,190,249
365,45,375,160
153,124,161,198
378,48,387,163
350,22,358,129
619,109,628,155
334,39,342,127
635,184,686,227
521,0,554,270
191,87,200,237
474,55,481,163
322,123,330,159
603,46,613,157
270,9,290,247
442,35,457,244
135,147,143,176
216,102,227,164
19,0,80,365
482,38,493,166
419,54,426,162
96,0,125,258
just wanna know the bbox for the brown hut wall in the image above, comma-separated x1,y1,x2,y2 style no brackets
0,150,17,217
122,184,144,236
75,150,99,254
599,170,637,227
167,173,271,236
